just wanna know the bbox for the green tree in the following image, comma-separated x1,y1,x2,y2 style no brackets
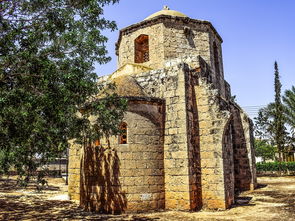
255,62,288,166
282,86,295,152
254,139,276,162
78,84,127,149
255,103,276,142
273,62,286,164
0,0,126,184
282,86,295,135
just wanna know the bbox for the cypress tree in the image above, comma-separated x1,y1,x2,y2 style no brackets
273,62,286,170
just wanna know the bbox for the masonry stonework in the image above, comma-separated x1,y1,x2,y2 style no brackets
68,7,257,213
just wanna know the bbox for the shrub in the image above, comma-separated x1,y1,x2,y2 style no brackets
256,161,295,172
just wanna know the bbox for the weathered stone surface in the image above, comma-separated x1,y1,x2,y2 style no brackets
68,7,256,214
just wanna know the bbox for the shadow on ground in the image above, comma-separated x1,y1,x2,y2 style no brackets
1,177,294,220
247,180,295,217
232,196,255,208
256,190,295,215
0,177,59,192
231,183,268,208
0,177,159,220
0,195,159,220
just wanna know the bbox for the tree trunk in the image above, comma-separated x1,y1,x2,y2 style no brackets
278,151,282,175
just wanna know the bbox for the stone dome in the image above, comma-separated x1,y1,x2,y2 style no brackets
144,6,188,20
96,75,146,99
111,76,146,97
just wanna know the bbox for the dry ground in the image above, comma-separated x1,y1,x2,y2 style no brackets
0,176,294,220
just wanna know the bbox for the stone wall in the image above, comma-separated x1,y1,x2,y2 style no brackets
117,23,165,70
113,110,165,212
242,114,257,190
69,57,256,212
208,33,226,99
234,106,257,190
134,64,197,210
68,141,82,201
186,69,203,210
230,105,255,192
162,21,211,66
79,145,126,213
69,101,165,213
118,59,251,210
194,76,233,209
222,121,235,207
117,17,226,99
131,60,236,210
68,9,259,213
112,103,165,212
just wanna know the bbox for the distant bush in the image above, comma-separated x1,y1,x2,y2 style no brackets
256,162,295,172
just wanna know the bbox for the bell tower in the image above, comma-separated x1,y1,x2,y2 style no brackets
115,6,226,96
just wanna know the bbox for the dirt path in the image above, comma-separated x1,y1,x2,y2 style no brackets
0,176,294,220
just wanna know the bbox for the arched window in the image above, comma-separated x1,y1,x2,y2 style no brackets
213,42,221,89
119,122,127,144
134,34,149,63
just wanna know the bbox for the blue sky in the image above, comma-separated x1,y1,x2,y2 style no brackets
96,0,295,117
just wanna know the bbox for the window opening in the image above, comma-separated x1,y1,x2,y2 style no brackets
134,34,149,63
119,122,127,144
213,42,221,89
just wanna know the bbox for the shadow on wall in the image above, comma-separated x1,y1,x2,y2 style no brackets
231,107,252,193
184,27,196,48
190,79,202,210
80,145,127,214
222,117,235,208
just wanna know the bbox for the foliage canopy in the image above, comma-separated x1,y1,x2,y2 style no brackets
254,139,276,162
282,86,295,136
0,0,126,182
254,62,295,163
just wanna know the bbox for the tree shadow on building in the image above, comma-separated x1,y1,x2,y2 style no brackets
80,145,127,214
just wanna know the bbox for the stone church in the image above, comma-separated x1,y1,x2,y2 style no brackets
68,7,257,213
